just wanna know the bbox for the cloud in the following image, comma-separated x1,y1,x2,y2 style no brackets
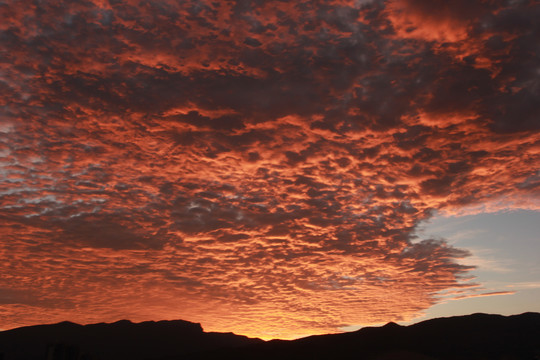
0,0,538,339
451,290,516,300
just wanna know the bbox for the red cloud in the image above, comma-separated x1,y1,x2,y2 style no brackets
0,0,538,339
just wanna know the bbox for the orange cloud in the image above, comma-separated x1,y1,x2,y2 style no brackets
0,0,538,340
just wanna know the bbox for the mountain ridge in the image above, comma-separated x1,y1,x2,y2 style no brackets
1,312,539,359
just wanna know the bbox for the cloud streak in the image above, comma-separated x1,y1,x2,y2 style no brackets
1,0,539,339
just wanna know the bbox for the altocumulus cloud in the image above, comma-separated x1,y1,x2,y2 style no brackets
0,0,538,339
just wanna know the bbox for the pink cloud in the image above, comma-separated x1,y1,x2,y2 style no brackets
0,0,538,339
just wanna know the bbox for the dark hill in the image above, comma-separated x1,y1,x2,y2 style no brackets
0,318,262,360
198,312,540,360
1,313,539,360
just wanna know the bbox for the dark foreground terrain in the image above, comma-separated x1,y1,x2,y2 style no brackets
1,312,539,360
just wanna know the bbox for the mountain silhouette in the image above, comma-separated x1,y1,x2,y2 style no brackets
0,319,262,360
205,312,540,360
1,313,539,360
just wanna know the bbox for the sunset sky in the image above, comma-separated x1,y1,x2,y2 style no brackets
1,0,539,340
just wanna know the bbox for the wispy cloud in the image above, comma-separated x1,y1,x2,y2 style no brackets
450,291,516,301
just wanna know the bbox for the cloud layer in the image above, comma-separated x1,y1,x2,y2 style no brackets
1,0,539,339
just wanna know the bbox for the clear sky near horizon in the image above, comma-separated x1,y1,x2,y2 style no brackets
415,210,540,319
342,209,540,332
1,0,539,340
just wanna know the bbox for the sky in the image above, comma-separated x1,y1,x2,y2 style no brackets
0,0,539,340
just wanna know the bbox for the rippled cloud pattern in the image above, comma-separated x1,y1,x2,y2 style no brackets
1,0,539,339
